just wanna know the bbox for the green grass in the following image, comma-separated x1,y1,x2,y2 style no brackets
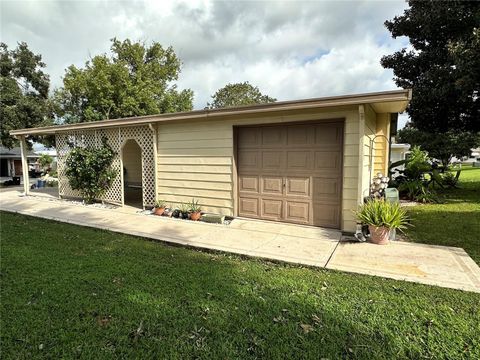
404,166,480,264
1,212,479,359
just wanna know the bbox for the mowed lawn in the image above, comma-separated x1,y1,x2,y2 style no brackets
404,166,480,264
1,212,479,359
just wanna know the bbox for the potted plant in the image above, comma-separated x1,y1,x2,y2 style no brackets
355,199,409,245
179,202,190,219
188,199,202,221
153,199,167,216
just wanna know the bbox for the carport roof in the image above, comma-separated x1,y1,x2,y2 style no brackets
10,89,411,136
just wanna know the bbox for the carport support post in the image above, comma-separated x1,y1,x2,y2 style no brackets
19,135,30,195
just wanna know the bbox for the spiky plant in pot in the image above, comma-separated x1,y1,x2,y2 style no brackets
355,199,410,245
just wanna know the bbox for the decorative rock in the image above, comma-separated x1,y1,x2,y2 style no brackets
200,214,225,224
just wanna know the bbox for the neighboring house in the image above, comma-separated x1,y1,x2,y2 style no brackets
449,147,479,165
390,143,411,176
0,146,39,177
462,147,480,165
10,89,411,233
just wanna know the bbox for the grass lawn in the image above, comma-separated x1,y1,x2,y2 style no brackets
404,166,480,264
1,212,479,359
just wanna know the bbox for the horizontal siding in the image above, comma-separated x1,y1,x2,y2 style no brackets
156,139,232,149
362,105,376,199
342,111,360,232
156,122,232,134
343,177,358,190
158,186,232,199
343,167,359,178
157,164,232,174
157,156,232,165
158,171,232,182
157,129,232,142
158,179,232,191
158,147,232,156
344,144,359,156
157,121,234,215
373,113,390,175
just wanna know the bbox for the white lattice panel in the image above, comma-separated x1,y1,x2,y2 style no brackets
55,125,156,207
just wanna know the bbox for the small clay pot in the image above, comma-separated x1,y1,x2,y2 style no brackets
368,225,390,245
190,211,202,221
153,207,165,216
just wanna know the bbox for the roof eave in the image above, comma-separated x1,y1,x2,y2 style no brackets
10,89,412,136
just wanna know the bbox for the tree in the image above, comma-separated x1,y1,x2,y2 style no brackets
65,138,116,203
207,82,276,109
38,154,53,173
381,1,480,133
54,38,193,123
398,126,479,167
0,42,51,148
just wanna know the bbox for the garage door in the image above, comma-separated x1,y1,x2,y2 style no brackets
237,121,343,228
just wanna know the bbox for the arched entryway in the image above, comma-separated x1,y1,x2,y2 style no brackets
122,139,143,208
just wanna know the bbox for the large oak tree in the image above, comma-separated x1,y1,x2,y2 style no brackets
54,38,194,123
381,1,479,134
381,0,480,165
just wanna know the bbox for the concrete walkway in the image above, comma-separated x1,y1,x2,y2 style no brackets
1,188,479,293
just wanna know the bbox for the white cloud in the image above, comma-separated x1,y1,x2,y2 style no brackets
1,0,411,124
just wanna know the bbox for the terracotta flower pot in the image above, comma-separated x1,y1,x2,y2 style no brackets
153,207,165,216
190,211,202,221
368,225,390,245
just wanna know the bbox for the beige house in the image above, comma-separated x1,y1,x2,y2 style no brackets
11,89,411,233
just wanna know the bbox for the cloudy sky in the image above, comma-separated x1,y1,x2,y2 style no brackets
1,0,410,125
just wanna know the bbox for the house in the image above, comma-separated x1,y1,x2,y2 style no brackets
10,89,412,233
390,143,411,175
0,146,40,178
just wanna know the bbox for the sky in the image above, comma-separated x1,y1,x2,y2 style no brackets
1,0,410,127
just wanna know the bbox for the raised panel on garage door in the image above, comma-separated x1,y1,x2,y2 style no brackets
237,121,343,228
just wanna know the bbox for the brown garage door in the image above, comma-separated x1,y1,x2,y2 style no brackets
237,121,343,228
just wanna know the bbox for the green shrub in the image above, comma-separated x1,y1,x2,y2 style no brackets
397,180,438,203
48,170,58,177
441,171,461,188
65,138,116,204
355,199,409,230
404,146,431,180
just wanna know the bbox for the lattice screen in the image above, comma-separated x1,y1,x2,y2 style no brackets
56,125,156,207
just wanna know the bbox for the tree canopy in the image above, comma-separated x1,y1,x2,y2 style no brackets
207,82,276,109
0,42,51,148
54,38,194,123
398,126,479,167
381,0,480,133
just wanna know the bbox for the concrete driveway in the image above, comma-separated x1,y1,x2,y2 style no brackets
1,188,479,293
